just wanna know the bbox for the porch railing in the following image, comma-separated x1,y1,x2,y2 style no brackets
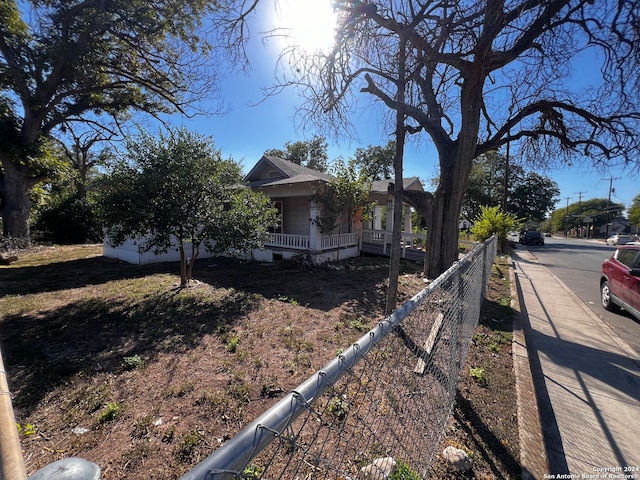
265,233,359,251
265,233,309,250
360,229,427,255
320,232,358,250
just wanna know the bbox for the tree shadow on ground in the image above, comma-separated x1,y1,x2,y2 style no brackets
2,286,261,415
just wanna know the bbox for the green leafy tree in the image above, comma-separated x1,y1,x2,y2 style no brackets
509,171,560,223
462,151,507,222
462,151,559,223
314,159,371,236
352,141,395,180
264,135,329,172
0,0,217,242
548,198,625,236
628,194,640,229
470,206,522,252
98,128,278,287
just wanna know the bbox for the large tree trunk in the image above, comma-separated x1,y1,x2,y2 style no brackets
424,75,483,279
424,178,466,279
1,159,32,243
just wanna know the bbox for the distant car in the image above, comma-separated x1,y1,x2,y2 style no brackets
606,234,634,246
543,232,552,237
600,244,640,321
520,230,544,245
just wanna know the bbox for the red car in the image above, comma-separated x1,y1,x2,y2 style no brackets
601,244,640,321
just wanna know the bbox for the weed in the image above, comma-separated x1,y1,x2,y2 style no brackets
16,423,36,436
279,323,313,353
175,430,201,463
162,425,176,444
389,459,422,480
469,367,487,386
223,332,241,353
121,440,150,468
242,463,264,478
498,296,512,307
122,354,144,371
489,342,500,352
225,372,251,405
163,382,195,398
327,395,349,421
349,316,369,331
277,295,298,306
195,389,230,414
98,402,122,424
132,408,160,439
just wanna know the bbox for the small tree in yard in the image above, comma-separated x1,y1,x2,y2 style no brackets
99,128,278,287
471,206,522,253
314,159,372,235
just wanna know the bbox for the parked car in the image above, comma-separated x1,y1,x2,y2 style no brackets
606,234,634,246
600,244,640,321
520,230,544,245
543,232,552,237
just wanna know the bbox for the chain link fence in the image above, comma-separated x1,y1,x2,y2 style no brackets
180,236,498,480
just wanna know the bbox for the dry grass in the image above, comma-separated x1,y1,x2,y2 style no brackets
0,246,519,479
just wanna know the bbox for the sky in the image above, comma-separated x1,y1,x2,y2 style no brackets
166,0,639,215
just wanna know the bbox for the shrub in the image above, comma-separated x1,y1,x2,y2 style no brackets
470,205,522,248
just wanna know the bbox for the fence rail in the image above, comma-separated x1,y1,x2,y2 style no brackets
180,236,498,480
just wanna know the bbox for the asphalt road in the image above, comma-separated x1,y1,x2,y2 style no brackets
516,236,640,355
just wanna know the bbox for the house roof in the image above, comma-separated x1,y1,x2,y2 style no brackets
244,155,425,194
244,155,334,188
370,177,424,193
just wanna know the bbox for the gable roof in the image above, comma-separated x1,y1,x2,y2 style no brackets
244,155,334,188
370,177,424,193
244,155,425,195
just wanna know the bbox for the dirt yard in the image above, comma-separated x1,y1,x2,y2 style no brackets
0,245,519,479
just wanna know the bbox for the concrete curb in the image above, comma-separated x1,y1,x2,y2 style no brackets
509,259,550,479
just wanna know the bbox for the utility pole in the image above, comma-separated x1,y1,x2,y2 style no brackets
604,177,621,240
502,131,510,214
564,197,571,238
574,191,586,238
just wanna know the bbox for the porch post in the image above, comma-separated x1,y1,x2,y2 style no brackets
404,208,412,232
373,205,383,230
309,200,320,251
386,200,394,231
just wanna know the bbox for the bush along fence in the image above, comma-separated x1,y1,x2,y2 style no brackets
180,235,498,480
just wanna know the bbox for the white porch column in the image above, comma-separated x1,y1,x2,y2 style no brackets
386,200,394,231
373,205,383,230
404,208,412,232
309,200,320,251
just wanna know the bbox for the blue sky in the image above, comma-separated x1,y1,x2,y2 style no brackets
168,1,639,214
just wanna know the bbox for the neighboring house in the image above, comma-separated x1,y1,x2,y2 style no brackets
599,218,632,236
104,155,427,264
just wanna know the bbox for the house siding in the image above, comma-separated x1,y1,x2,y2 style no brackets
283,197,311,235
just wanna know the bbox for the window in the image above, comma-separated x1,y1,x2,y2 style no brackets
616,248,639,268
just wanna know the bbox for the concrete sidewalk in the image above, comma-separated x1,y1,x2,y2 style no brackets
511,247,640,478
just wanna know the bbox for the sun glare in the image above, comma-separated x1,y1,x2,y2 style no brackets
273,0,337,53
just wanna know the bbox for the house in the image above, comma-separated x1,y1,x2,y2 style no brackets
103,155,427,264
244,155,427,264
